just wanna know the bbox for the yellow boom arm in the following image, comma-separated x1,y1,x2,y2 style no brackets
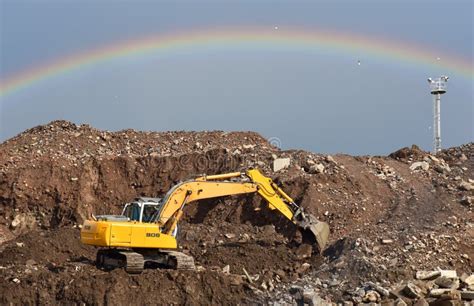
158,169,299,235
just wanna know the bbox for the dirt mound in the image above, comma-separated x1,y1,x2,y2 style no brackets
1,121,473,304
1,120,273,166
388,144,426,160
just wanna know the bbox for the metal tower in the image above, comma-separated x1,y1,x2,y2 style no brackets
427,76,448,154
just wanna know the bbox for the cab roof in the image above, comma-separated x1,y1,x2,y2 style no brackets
134,197,162,203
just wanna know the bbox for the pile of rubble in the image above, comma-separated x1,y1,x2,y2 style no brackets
233,265,474,305
390,144,473,208
0,121,472,304
0,120,278,173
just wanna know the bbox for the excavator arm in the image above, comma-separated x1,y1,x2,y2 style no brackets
156,169,329,252
155,178,258,234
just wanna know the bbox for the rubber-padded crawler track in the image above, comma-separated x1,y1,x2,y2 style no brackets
119,251,145,274
162,250,195,270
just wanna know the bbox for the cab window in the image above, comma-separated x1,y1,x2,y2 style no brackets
142,204,159,223
123,203,141,221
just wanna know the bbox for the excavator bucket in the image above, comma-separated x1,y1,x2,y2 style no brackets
296,213,330,253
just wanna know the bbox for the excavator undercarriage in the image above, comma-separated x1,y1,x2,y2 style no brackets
96,249,195,273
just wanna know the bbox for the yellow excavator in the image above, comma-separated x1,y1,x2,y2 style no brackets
80,169,329,273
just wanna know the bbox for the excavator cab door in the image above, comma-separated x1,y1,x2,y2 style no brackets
142,204,160,223
122,203,141,221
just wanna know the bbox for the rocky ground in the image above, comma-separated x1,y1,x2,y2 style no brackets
0,120,472,305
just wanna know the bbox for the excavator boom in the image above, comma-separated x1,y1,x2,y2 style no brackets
155,169,328,251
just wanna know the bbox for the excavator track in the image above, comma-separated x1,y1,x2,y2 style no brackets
96,249,194,273
160,250,196,270
96,249,145,274
119,251,145,274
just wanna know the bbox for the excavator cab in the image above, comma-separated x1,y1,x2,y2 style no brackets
122,197,162,223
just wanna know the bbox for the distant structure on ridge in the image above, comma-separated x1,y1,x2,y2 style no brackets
427,76,449,154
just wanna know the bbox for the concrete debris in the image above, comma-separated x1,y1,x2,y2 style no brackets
365,281,390,297
242,268,253,284
403,283,423,298
222,265,230,274
433,163,451,173
9,214,36,234
460,291,474,300
409,161,430,171
461,274,474,288
309,163,325,174
243,144,256,150
458,180,474,191
273,158,290,172
291,287,329,306
341,273,474,306
429,288,461,300
428,155,440,163
434,276,459,289
438,270,457,279
416,271,441,280
362,290,380,302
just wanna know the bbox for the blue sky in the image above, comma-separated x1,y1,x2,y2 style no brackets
1,0,472,154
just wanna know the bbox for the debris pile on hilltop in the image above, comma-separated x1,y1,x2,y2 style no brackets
1,120,276,170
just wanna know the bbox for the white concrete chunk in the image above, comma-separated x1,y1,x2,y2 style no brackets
273,158,290,172
438,270,457,279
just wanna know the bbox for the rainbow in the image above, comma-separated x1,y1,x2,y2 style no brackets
1,27,472,98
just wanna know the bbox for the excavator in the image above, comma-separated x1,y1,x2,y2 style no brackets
80,169,329,273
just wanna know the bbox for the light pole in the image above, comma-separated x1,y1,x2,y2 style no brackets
427,76,448,154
